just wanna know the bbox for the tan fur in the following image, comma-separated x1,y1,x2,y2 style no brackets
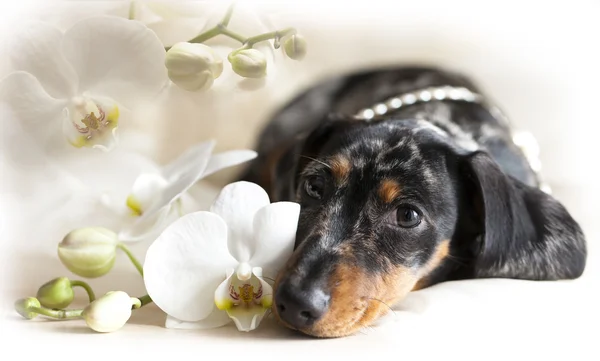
379,179,402,203
413,239,451,290
272,240,451,337
329,155,351,186
306,263,418,338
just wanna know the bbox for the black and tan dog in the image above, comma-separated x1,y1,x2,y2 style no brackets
240,66,587,338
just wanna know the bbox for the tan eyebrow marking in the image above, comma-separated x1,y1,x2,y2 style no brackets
378,179,402,203
330,155,351,186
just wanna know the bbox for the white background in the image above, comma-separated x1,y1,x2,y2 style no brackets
1,1,599,360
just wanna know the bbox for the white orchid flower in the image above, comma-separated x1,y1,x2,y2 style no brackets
0,16,167,152
115,140,257,242
24,1,210,48
143,181,300,332
129,0,211,47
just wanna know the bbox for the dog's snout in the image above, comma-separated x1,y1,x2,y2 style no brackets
274,280,330,330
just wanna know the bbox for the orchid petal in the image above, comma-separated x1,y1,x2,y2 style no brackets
146,19,208,48
130,141,214,225
209,181,271,263
165,310,231,330
161,140,216,182
226,307,269,332
143,211,237,322
142,1,210,20
61,16,168,108
116,205,172,243
0,71,67,147
9,22,77,99
249,202,300,279
202,150,258,178
214,272,236,311
254,269,274,309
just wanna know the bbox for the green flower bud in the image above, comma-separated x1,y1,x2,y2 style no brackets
165,42,223,92
14,297,41,319
228,49,267,78
283,34,307,60
82,291,137,333
58,227,118,278
36,277,74,309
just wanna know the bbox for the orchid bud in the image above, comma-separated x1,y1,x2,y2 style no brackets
165,42,223,92
14,297,41,319
228,49,267,78
58,227,118,278
36,277,74,309
283,34,307,60
82,291,138,333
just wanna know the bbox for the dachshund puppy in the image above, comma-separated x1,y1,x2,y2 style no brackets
240,67,587,338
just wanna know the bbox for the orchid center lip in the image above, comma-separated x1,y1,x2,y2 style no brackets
236,262,253,281
64,94,120,150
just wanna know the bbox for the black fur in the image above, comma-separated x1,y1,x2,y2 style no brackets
240,66,587,334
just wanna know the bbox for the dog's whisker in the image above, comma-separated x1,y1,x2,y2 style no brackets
367,297,397,318
445,253,469,267
300,155,331,169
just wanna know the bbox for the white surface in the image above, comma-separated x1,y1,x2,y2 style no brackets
1,1,599,360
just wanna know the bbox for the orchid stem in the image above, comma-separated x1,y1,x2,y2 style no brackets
221,2,236,27
70,280,96,303
117,243,144,277
182,2,296,52
128,1,136,20
30,306,83,319
176,199,185,217
244,28,296,49
135,295,153,308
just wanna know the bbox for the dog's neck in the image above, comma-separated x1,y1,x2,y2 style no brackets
352,85,551,194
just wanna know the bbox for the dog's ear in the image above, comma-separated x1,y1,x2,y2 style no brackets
461,151,587,280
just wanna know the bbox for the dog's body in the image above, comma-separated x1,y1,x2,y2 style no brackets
241,67,587,337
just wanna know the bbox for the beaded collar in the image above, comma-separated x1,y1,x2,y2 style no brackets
352,85,551,193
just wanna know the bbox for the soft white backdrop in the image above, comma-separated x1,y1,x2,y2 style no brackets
1,1,599,360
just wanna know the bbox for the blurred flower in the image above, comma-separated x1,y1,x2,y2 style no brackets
129,0,212,47
116,140,257,242
228,49,268,78
82,291,139,333
283,34,308,60
143,181,300,332
36,277,74,309
165,42,223,91
58,227,118,278
0,16,167,153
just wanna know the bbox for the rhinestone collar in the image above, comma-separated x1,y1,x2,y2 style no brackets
351,85,551,194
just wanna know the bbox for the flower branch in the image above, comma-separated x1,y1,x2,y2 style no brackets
165,2,307,91
117,243,144,277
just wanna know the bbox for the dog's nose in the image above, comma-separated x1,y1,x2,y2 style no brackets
274,281,330,329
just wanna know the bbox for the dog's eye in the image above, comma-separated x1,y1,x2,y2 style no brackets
396,207,421,228
304,176,324,199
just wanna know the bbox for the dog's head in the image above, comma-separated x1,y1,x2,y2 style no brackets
270,115,586,338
